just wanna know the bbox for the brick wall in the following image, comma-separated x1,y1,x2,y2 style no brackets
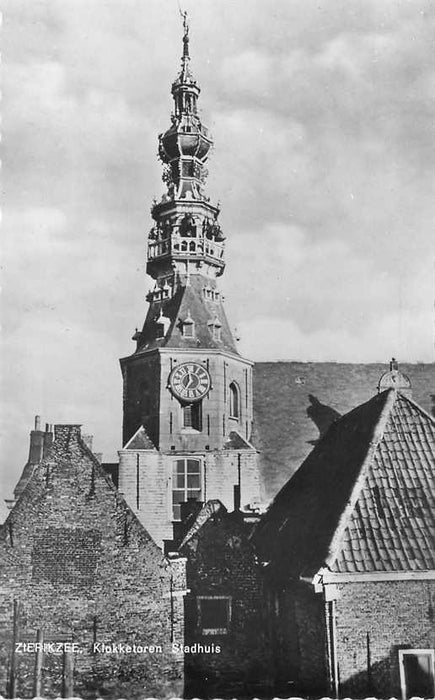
0,425,185,699
335,579,435,698
262,578,326,697
180,507,272,698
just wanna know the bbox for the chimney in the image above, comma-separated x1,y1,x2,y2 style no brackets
28,415,45,465
43,423,53,458
13,416,49,501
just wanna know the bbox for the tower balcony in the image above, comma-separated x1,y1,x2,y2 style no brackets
147,234,225,269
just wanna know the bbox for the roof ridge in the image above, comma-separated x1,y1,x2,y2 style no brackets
179,499,225,549
324,389,397,569
396,390,435,425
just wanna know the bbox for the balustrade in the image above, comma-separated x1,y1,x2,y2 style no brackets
148,234,224,261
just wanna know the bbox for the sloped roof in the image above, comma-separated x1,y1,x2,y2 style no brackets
252,361,435,501
123,425,156,450
1,424,164,557
179,499,224,548
254,389,435,578
224,431,255,450
135,274,238,354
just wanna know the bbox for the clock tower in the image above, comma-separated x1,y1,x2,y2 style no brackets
118,16,261,546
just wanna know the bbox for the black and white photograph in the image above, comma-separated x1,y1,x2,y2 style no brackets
1,0,435,698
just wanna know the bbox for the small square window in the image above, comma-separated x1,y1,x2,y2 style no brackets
197,596,232,635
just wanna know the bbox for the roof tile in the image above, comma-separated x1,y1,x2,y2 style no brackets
255,390,435,577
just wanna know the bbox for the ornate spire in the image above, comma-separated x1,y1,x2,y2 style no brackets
157,13,213,201
136,10,233,356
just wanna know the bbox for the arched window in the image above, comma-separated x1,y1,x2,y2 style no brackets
229,382,240,419
172,458,202,521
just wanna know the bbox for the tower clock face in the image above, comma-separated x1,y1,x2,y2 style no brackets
168,362,211,402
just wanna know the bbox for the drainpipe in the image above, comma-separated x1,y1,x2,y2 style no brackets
330,598,339,699
324,599,334,694
314,572,340,698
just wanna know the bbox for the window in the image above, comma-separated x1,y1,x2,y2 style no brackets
182,321,194,338
181,311,195,338
182,402,202,431
197,596,232,635
229,382,240,419
399,650,435,700
172,458,202,521
208,316,222,342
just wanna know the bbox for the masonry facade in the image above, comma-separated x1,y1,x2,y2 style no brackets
0,425,185,699
176,501,271,698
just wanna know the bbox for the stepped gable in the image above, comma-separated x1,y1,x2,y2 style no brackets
2,424,160,550
254,389,435,579
252,361,435,501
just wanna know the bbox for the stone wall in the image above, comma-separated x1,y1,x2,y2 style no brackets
0,424,185,699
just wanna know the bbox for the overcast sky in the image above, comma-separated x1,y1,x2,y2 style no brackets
2,0,435,498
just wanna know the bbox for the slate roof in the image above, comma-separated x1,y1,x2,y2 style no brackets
252,361,435,501
134,274,238,354
254,389,435,578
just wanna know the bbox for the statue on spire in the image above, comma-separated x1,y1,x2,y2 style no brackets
180,9,191,75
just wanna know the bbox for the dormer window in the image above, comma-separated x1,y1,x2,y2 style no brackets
156,308,171,338
181,310,195,338
208,316,222,342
